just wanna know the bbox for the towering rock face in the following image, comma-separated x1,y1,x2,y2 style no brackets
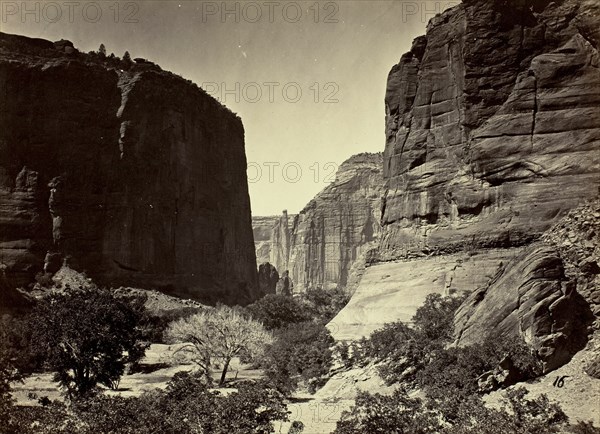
381,0,600,260
270,153,384,292
330,0,600,362
252,216,280,265
0,33,257,307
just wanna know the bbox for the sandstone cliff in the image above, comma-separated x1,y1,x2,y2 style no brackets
269,153,383,292
330,0,600,366
0,33,257,308
252,216,280,265
381,0,599,259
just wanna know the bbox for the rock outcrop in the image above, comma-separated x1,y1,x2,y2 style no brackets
381,0,600,260
542,200,600,323
330,0,599,372
252,216,280,265
270,153,384,292
257,262,279,296
454,243,593,372
0,33,257,308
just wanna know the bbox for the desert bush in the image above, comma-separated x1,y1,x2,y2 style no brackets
334,388,442,434
12,372,288,434
417,334,542,413
29,288,148,396
334,386,571,434
301,286,351,324
264,321,334,394
246,294,310,330
364,294,465,385
443,387,568,434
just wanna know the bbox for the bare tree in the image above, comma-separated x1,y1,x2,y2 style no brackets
166,305,272,385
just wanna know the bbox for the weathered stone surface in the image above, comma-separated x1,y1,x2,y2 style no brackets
542,200,600,324
380,0,600,260
454,244,593,372
252,216,280,265
0,33,257,308
270,153,384,292
328,248,522,341
275,270,294,296
257,262,279,297
330,2,599,376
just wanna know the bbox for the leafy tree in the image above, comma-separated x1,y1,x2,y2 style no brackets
166,305,272,385
30,288,148,396
98,43,106,57
264,321,334,394
301,286,350,324
412,292,466,342
246,294,310,330
0,314,43,375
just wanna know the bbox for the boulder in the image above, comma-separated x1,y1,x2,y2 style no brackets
258,262,279,296
454,244,594,372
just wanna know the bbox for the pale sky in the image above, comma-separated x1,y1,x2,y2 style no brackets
1,1,457,215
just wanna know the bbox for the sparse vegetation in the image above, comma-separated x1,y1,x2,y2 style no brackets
334,386,569,434
302,286,351,324
246,294,310,330
166,305,272,385
264,321,334,394
10,372,289,433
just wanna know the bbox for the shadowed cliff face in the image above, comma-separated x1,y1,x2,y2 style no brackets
268,153,384,292
0,33,257,307
381,0,600,259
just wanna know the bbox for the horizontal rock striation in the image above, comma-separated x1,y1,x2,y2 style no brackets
381,0,600,260
270,153,384,292
454,243,594,372
0,33,257,308
252,215,281,265
333,1,599,372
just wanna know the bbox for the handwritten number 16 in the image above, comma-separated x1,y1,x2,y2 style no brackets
553,376,569,387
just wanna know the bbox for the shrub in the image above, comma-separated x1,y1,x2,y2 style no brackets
301,287,350,324
365,293,466,385
334,387,571,434
264,321,334,394
334,388,442,434
246,294,310,330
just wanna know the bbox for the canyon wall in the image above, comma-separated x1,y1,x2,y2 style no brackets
268,153,383,292
380,0,599,259
0,33,257,308
252,215,280,265
330,0,600,359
